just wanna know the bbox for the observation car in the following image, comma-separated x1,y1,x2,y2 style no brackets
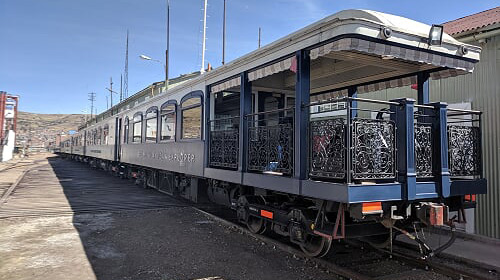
60,10,486,257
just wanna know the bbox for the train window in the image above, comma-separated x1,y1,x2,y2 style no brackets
97,127,102,145
132,113,143,143
103,125,109,145
181,92,203,139
160,101,176,141
93,129,97,145
124,117,129,144
145,107,158,143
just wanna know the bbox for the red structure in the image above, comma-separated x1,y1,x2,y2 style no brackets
0,91,19,145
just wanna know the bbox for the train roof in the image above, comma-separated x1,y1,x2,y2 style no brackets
80,9,481,130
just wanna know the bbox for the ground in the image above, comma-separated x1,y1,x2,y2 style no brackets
0,155,337,280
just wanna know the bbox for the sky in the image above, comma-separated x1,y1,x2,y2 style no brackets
0,0,498,114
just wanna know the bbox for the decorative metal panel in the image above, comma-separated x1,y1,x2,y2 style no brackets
310,118,346,179
209,129,239,169
448,125,481,177
248,124,293,175
352,119,395,180
415,123,433,178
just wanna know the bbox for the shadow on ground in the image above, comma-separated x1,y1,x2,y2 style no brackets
45,156,334,280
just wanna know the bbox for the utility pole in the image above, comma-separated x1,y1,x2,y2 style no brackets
124,30,129,99
222,0,226,65
120,74,123,102
165,0,170,90
258,27,261,48
200,0,208,73
88,92,96,120
109,77,113,109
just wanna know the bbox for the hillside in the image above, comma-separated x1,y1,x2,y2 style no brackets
15,111,86,148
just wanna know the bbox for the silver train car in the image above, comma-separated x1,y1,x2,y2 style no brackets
60,10,486,257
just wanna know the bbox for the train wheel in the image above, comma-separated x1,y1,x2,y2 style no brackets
247,216,267,234
300,234,332,257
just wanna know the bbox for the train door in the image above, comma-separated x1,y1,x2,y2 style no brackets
115,117,122,161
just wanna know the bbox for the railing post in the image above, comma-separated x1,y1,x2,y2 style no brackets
348,87,358,118
239,72,252,172
390,98,416,200
417,72,430,105
204,85,211,168
428,102,450,197
345,100,352,184
294,50,310,180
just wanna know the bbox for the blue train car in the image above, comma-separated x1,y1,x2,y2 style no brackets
62,10,486,257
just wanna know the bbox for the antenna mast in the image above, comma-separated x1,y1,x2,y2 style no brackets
124,30,129,99
222,0,226,65
200,0,208,73
258,27,261,48
165,0,170,91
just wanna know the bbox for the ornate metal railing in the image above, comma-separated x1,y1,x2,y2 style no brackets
247,107,294,175
351,118,396,180
310,118,346,179
248,123,293,175
208,117,239,169
448,125,481,177
415,123,433,178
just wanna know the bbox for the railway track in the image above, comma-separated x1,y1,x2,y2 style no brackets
0,156,497,280
198,206,498,280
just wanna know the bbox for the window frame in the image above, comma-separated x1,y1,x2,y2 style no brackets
92,129,98,145
132,112,143,143
103,124,109,145
123,117,129,144
159,100,177,142
97,127,102,145
145,106,159,143
180,91,204,140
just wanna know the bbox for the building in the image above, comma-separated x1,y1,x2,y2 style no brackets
435,7,499,238
0,91,19,161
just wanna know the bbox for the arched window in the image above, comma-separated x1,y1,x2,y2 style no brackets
145,107,158,143
160,100,176,141
181,91,203,139
124,117,129,144
132,112,143,143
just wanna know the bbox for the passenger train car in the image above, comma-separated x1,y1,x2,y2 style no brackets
60,10,487,257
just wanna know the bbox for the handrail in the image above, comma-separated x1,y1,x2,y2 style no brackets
414,104,435,109
208,115,240,122
245,107,294,117
447,108,482,115
306,96,401,107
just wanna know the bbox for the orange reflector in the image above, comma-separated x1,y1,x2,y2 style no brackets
362,202,382,214
465,194,476,202
260,210,274,219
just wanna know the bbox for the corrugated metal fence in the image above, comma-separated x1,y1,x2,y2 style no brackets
430,35,500,238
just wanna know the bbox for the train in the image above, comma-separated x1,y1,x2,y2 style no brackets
58,9,487,258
